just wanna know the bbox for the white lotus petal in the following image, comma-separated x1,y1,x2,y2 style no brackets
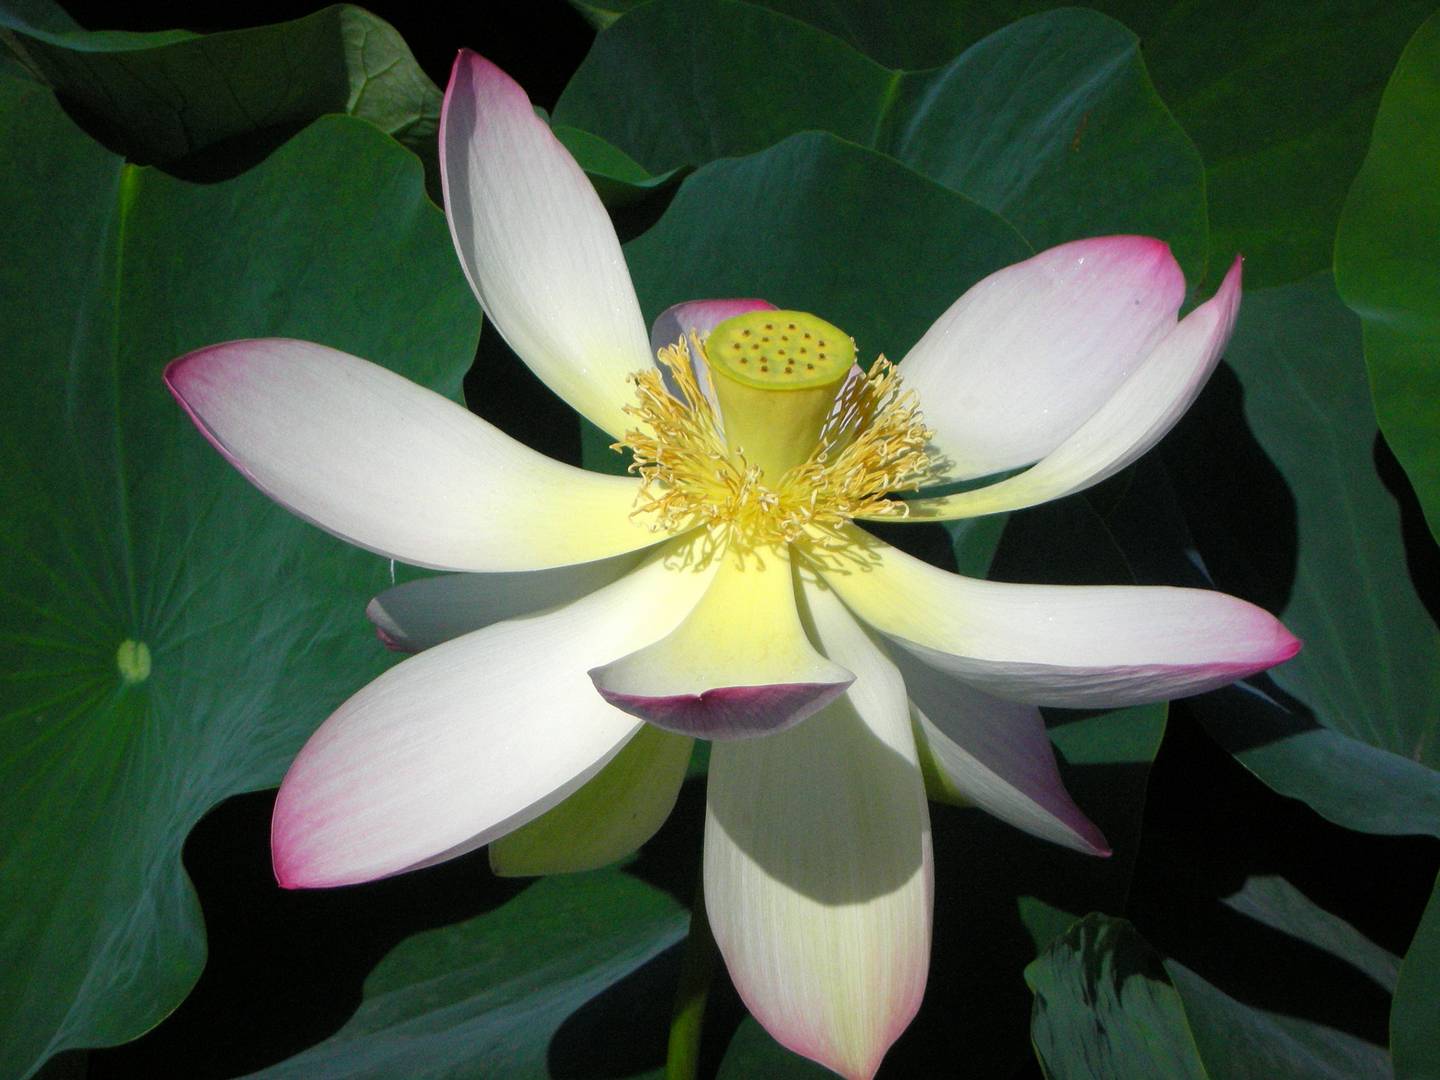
705,578,931,1080
441,50,651,437
812,526,1300,709
897,648,1108,855
901,236,1186,481
367,551,646,652
590,546,853,739
166,338,657,572
897,257,1243,520
272,540,716,888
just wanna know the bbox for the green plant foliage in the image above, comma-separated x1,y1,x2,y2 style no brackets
1160,874,1398,1078
0,0,444,187
1159,275,1440,837
687,0,1433,289
1393,871,1440,1079
555,0,1207,281
1337,10,1440,546
1025,915,1209,1080
243,871,688,1079
0,76,477,1078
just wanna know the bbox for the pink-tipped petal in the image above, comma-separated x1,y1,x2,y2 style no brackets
899,257,1244,521
896,649,1108,855
366,550,646,653
588,545,853,739
441,51,651,438
901,236,1187,482
271,541,715,888
705,578,931,1080
166,339,658,572
813,526,1301,709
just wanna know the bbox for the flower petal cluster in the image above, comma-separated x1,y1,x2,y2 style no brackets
164,50,1299,1080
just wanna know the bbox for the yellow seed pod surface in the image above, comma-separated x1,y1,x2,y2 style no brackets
704,310,855,390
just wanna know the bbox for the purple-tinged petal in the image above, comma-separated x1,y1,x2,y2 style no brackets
901,236,1186,482
166,339,660,572
705,577,931,1080
589,545,852,739
897,257,1244,521
896,648,1108,855
271,541,715,889
812,525,1301,709
366,550,646,653
441,51,650,438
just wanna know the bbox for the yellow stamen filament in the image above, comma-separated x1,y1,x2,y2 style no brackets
614,336,936,549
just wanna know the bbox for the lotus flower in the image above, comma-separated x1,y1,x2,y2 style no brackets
164,49,1300,1080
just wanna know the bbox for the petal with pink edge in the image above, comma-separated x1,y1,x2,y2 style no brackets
812,525,1300,709
896,257,1243,521
895,647,1109,855
488,724,693,876
166,339,659,573
705,577,931,1080
271,540,716,888
441,51,651,439
367,551,646,652
900,236,1186,482
588,545,853,739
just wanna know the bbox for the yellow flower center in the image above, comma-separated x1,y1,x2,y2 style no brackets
614,310,936,550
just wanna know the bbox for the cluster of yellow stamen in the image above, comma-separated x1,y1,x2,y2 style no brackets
614,333,936,549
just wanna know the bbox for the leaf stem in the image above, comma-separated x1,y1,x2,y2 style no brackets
666,873,717,1080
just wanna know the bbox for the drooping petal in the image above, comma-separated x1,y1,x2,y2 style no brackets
811,525,1300,709
896,648,1108,855
705,577,931,1080
367,551,646,652
271,541,716,888
900,236,1186,482
488,725,693,876
895,257,1243,521
166,339,660,572
441,50,651,439
588,545,853,739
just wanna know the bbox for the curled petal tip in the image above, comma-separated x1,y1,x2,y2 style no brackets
589,673,854,740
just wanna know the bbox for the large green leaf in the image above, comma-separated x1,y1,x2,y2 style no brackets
1393,870,1440,1079
1025,915,1209,1080
0,1,443,187
1336,10,1440,546
1129,0,1434,288
243,870,687,1079
708,0,1432,288
1160,874,1398,1079
0,77,476,1078
556,0,1208,281
1030,869,1404,1080
1156,274,1440,836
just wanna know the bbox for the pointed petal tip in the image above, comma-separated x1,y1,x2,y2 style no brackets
1063,234,1185,294
589,674,854,740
